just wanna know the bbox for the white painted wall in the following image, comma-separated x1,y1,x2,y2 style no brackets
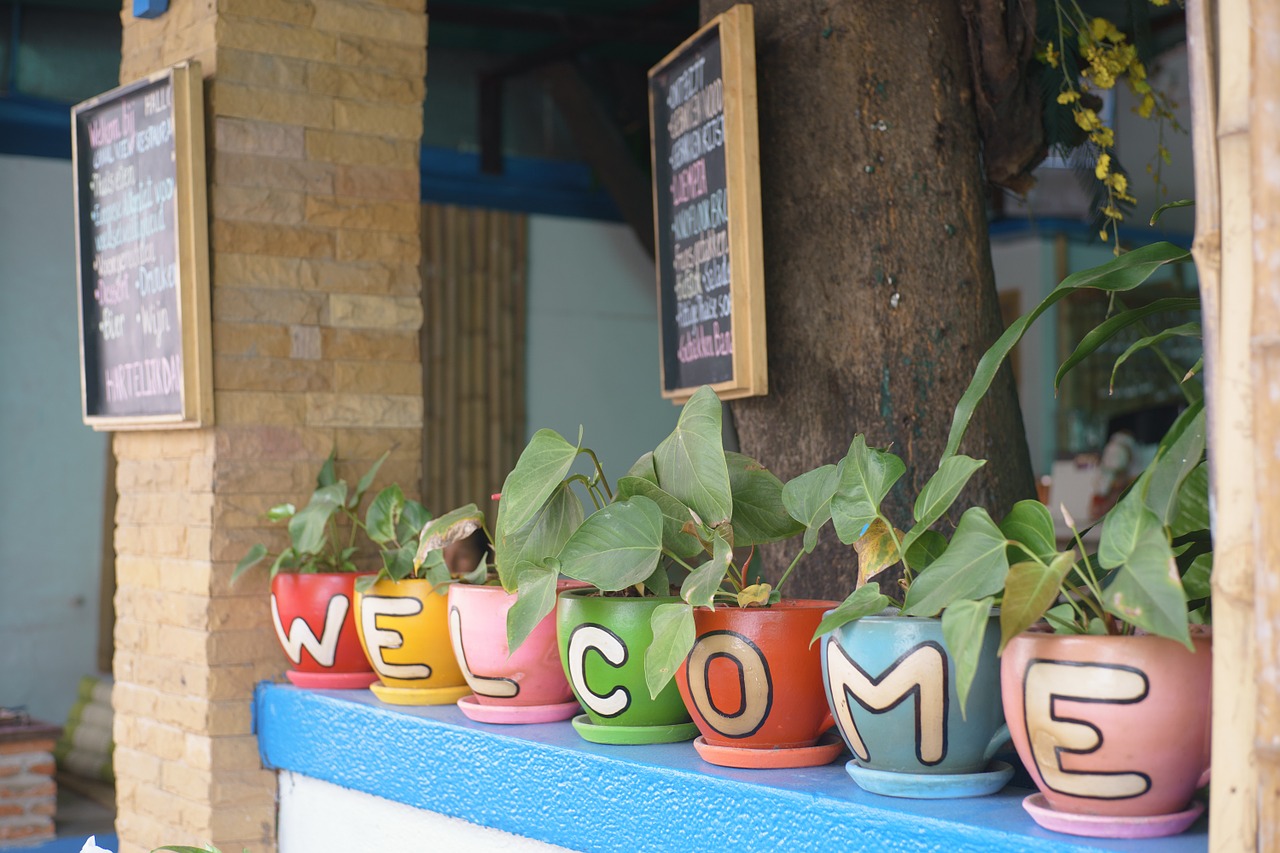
278,771,570,853
525,216,678,481
0,154,108,724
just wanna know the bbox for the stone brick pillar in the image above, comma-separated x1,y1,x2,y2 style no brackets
112,3,427,851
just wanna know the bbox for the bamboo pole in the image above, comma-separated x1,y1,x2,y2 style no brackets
1187,0,1259,849
1249,0,1280,845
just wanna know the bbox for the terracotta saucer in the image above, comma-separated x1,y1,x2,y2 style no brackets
570,714,698,745
845,760,1015,799
1022,793,1205,839
456,695,581,724
693,730,844,769
369,682,472,706
285,670,378,690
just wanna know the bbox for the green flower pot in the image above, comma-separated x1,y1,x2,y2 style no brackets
556,589,697,745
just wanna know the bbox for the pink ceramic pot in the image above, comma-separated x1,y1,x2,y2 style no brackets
1001,628,1211,818
447,581,582,718
270,572,377,688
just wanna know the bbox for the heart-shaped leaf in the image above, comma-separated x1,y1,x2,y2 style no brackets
365,485,405,545
1182,552,1212,600
782,464,841,553
941,596,993,719
737,583,773,607
1100,493,1189,646
626,451,658,485
1142,402,1206,526
831,437,906,544
726,452,804,545
645,602,695,699
653,386,732,525
680,530,733,608
495,482,585,590
289,483,347,555
640,562,671,597
902,508,1008,617
617,476,704,558
557,496,663,591
506,563,559,651
999,552,1075,651
496,428,581,535
397,499,432,543
904,529,948,571
999,499,1057,564
903,455,986,553
810,582,893,644
1171,463,1209,537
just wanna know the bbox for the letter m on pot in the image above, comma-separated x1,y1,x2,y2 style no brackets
825,639,949,766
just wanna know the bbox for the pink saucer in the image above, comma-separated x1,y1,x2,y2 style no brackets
693,730,844,769
456,695,581,725
286,669,378,689
1022,793,1205,839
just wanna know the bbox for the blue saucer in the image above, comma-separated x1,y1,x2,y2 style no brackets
845,760,1015,799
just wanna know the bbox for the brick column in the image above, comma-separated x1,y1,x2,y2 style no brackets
112,3,427,851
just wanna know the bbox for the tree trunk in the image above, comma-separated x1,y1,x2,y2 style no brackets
701,0,1036,600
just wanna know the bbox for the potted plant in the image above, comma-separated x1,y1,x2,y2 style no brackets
947,239,1212,838
233,451,390,689
499,387,841,761
350,490,486,706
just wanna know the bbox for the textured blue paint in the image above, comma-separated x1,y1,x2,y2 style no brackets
254,683,1207,853
22,834,119,852
421,147,621,221
988,217,1193,250
0,95,72,160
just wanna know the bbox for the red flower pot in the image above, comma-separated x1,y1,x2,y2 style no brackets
270,572,377,689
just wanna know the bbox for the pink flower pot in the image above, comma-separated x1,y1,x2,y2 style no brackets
447,580,582,723
1001,629,1211,826
270,572,377,689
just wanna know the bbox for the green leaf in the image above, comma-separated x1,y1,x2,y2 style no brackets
495,481,585,590
381,544,416,582
999,552,1075,651
269,547,298,579
231,543,267,583
1150,198,1194,226
414,504,484,567
904,529,948,571
1142,402,1206,526
902,508,1009,617
999,499,1057,564
737,583,773,607
902,455,986,553
653,385,733,525
940,596,993,719
831,436,906,543
1054,298,1201,392
265,503,296,522
1099,494,1189,645
617,476,704,558
317,450,337,488
397,500,432,543
1171,463,1210,536
1109,322,1202,393
725,452,805,545
496,428,582,535
352,450,390,508
644,602,695,700
422,558,452,590
557,496,664,591
782,464,841,553
681,530,733,608
288,483,347,555
459,556,490,585
810,582,893,644
943,242,1191,459
365,485,404,544
640,562,671,597
1044,602,1081,633
1183,552,1212,600
626,451,658,484
506,563,559,651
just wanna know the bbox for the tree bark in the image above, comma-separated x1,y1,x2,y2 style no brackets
701,0,1036,600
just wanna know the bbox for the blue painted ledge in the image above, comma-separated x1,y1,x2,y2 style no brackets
254,684,1207,853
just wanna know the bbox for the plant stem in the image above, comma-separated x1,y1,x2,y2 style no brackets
774,550,806,594
582,448,614,501
566,474,602,511
880,514,910,583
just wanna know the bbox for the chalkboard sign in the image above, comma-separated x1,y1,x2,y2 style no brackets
648,4,766,402
72,62,213,430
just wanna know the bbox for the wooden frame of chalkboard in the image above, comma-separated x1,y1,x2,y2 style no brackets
648,4,766,403
72,61,213,430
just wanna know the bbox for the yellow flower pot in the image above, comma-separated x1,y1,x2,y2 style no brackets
354,577,470,706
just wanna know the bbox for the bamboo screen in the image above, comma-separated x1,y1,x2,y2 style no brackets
420,204,528,527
